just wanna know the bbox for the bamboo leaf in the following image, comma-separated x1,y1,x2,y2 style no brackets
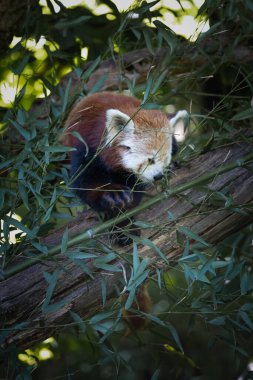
88,74,108,94
54,15,91,29
62,77,72,114
151,368,160,380
66,252,97,259
11,54,30,75
178,227,210,247
70,311,86,333
100,278,107,306
81,56,101,81
143,66,154,104
9,119,31,140
4,216,35,238
133,242,139,274
61,228,68,254
240,311,253,330
89,311,115,325
42,270,60,311
231,108,253,121
41,146,76,153
94,263,121,272
125,286,136,310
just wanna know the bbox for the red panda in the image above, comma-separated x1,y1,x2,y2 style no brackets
62,92,187,241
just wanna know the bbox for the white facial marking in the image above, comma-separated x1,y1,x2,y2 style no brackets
121,142,173,182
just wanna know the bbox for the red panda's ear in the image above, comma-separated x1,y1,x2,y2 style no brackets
105,109,134,146
169,110,189,131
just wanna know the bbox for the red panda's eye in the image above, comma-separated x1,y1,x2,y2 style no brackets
148,158,155,165
120,145,131,151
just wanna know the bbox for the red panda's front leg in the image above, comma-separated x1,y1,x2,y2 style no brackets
70,149,135,213
82,183,134,214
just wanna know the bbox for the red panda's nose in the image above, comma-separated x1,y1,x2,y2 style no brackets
153,173,164,181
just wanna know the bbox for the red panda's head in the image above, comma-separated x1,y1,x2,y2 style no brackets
104,107,184,183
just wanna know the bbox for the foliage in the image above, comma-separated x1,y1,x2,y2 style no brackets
1,0,253,379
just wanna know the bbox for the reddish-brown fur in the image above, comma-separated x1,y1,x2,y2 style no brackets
61,92,175,244
62,92,170,171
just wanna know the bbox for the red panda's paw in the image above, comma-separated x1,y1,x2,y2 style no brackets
100,185,133,211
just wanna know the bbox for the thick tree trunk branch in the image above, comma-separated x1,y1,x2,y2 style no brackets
29,40,253,121
60,42,253,96
1,142,253,349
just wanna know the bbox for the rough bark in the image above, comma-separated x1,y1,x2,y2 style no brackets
1,142,253,350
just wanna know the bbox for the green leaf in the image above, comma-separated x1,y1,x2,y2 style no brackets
125,286,136,310
54,15,91,29
0,157,15,170
66,252,97,259
134,220,156,228
42,269,69,313
154,20,176,53
18,182,29,209
231,108,253,121
151,70,168,94
41,146,76,153
143,29,155,55
11,54,30,75
132,269,150,289
70,311,86,333
61,228,68,254
133,236,169,265
240,311,253,330
70,258,94,278
141,103,160,109
31,241,48,254
4,215,35,238
209,316,226,326
142,67,154,104
81,56,101,81
94,263,121,272
43,187,57,222
42,270,60,312
133,242,139,274
178,227,210,247
15,368,32,380
70,131,89,151
134,258,150,279
89,311,115,325
14,84,27,104
88,74,108,94
100,278,107,306
182,238,190,257
9,119,31,140
135,0,159,13
245,0,253,11
151,368,160,380
62,77,72,114
197,22,222,40
240,270,249,295
156,268,161,289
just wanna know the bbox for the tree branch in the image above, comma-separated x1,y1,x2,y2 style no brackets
1,142,253,349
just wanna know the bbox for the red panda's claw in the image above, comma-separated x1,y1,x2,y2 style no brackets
101,186,132,210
